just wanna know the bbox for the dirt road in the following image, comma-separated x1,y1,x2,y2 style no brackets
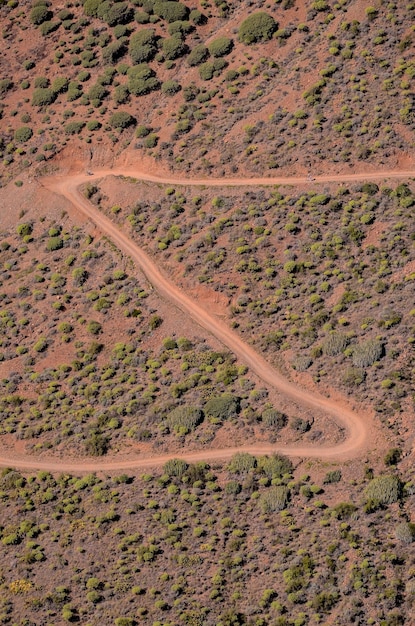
3,166,410,473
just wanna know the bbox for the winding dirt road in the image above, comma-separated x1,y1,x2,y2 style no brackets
2,166,413,473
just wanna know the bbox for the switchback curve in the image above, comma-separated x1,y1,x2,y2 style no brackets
3,165,409,473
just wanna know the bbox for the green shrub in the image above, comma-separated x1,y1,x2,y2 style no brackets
167,406,203,434
113,85,130,104
16,223,33,237
199,58,227,80
154,1,189,23
128,63,160,96
85,432,109,456
261,408,286,429
30,5,52,25
322,332,349,356
109,112,136,129
342,366,366,387
58,8,73,21
187,44,209,67
102,40,127,65
162,36,188,60
72,267,88,286
384,448,401,466
129,29,157,63
163,458,188,478
39,20,59,36
311,591,339,614
78,70,91,82
257,454,293,478
103,2,133,26
331,501,357,519
32,88,56,107
364,475,402,506
0,78,13,96
94,298,110,312
114,617,135,626
58,322,73,334
174,119,191,134
52,77,69,94
34,337,48,353
395,522,415,544
260,486,289,513
46,237,63,251
161,79,181,95
83,0,101,17
208,36,233,58
135,10,150,24
238,12,277,44
87,321,102,335
149,314,163,329
86,120,101,131
204,394,239,421
144,133,158,148
188,8,203,23
365,6,378,20
323,469,342,484
168,20,193,37
225,480,241,495
360,182,379,195
34,76,49,88
64,121,85,135
352,338,383,367
14,127,33,143
136,125,151,138
228,452,256,474
88,83,108,105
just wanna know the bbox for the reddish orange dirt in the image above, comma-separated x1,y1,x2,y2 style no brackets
2,165,414,473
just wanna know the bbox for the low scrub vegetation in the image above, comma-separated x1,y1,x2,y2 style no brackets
0,456,414,625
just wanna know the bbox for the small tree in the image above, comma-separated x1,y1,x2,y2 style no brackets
154,1,189,23
129,29,157,63
208,37,233,58
162,36,188,60
83,0,101,17
238,12,277,44
187,44,209,66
